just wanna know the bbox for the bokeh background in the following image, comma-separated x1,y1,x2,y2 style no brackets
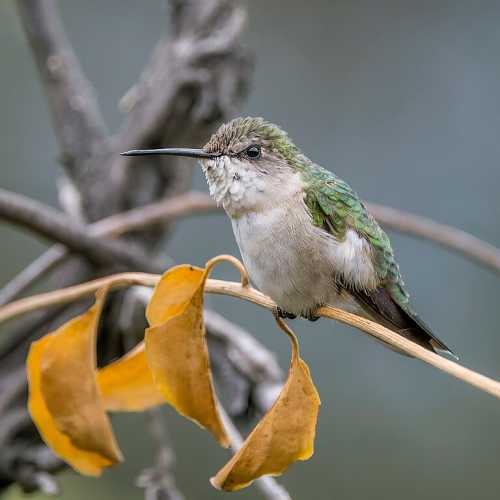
2,1,500,499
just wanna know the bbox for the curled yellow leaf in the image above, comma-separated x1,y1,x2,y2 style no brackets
97,342,164,412
27,288,123,476
145,264,230,448
211,317,321,491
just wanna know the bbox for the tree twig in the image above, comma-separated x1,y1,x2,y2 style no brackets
6,0,253,494
4,190,500,311
114,0,249,153
136,409,185,500
2,271,500,401
0,191,216,306
16,0,107,170
91,191,217,236
204,309,282,385
367,202,500,273
0,189,164,274
0,247,66,307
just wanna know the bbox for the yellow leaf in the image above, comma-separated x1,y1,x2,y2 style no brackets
145,264,230,448
210,318,320,491
27,288,123,476
97,342,164,412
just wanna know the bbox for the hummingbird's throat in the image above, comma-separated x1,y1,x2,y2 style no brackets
201,156,268,216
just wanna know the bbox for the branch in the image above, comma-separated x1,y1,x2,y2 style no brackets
108,0,252,217
83,195,500,275
0,275,288,498
2,272,500,401
367,203,500,273
16,0,107,169
204,309,282,385
0,188,282,413
116,0,249,152
0,191,216,306
137,405,291,500
92,191,218,236
136,409,185,500
7,0,254,494
3,188,500,317
0,246,66,307
0,189,164,274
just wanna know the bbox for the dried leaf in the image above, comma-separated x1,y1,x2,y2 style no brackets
97,342,164,412
211,321,320,491
145,265,230,447
27,288,123,476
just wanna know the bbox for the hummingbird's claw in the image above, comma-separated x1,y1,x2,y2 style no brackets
302,311,320,322
276,306,297,320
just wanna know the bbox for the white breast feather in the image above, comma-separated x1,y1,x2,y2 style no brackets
328,229,376,291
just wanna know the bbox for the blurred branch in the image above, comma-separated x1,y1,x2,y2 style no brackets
137,407,185,500
204,309,282,385
205,309,283,414
0,188,163,273
0,188,283,413
0,246,66,307
4,192,500,309
5,0,255,495
115,0,248,152
107,0,251,224
93,190,217,236
0,191,216,306
16,0,107,171
367,202,500,273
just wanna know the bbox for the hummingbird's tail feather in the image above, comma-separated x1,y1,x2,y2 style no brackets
399,311,458,360
350,287,458,359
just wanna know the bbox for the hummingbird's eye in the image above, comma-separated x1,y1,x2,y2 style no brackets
245,145,261,159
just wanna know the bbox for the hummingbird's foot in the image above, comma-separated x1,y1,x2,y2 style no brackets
302,311,320,322
276,306,297,320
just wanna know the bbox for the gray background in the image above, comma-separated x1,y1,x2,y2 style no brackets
2,1,500,499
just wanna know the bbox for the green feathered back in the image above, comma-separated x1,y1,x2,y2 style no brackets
302,163,411,310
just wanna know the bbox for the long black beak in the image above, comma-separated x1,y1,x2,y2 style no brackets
120,148,218,159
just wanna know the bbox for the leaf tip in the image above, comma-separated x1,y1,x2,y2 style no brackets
209,476,222,490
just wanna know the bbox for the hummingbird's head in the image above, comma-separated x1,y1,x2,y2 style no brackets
122,117,308,216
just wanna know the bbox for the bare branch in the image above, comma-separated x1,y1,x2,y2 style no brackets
136,409,185,500
4,191,500,310
5,0,254,494
116,1,249,151
0,191,215,306
204,309,282,385
93,191,217,236
16,0,107,169
94,194,500,277
110,0,252,216
0,189,164,273
367,202,500,273
0,246,65,306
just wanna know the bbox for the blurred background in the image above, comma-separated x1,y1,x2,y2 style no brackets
1,1,500,499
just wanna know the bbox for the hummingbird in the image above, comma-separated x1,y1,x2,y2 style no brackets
122,117,455,357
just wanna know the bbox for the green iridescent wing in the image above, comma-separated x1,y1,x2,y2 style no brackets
303,165,407,298
303,164,454,355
